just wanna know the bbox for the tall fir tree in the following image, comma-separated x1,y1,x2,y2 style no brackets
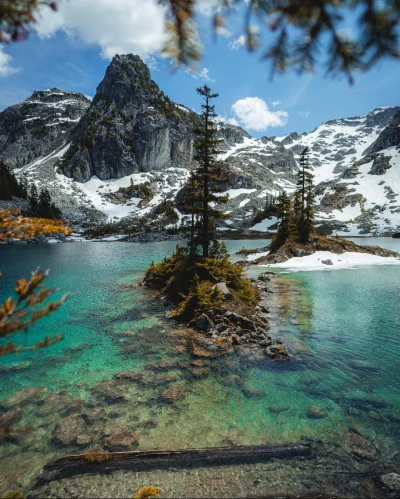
303,181,316,241
271,190,293,249
29,183,39,214
38,188,61,219
191,85,230,257
295,147,315,242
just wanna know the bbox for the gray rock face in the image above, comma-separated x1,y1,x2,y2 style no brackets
0,89,90,168
364,111,400,155
61,54,197,182
368,155,392,175
381,473,400,492
224,140,298,190
213,282,233,299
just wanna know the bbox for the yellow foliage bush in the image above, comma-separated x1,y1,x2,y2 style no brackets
134,486,162,499
0,209,72,242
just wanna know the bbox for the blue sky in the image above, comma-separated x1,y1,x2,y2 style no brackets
0,0,399,138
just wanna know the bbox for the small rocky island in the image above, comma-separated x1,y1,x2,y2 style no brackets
143,245,291,361
240,234,400,265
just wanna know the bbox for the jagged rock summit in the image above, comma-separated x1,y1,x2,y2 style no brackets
0,89,90,168
61,54,198,182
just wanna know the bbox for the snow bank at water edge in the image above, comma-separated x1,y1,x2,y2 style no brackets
260,251,400,272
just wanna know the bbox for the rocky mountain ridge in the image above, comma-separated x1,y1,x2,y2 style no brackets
0,54,399,235
0,89,90,168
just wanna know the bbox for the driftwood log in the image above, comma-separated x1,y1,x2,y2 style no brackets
36,443,312,486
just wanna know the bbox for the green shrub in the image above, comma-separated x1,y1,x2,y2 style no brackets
144,245,257,321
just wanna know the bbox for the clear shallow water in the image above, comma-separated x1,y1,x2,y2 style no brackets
0,239,400,497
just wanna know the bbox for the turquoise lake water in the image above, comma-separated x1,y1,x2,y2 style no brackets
0,238,399,497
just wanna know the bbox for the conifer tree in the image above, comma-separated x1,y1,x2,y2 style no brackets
38,188,53,218
294,147,315,242
303,181,316,241
29,183,39,215
0,162,25,200
180,170,201,257
271,190,293,249
192,85,229,257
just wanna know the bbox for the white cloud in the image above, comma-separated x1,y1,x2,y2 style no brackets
185,67,215,82
296,111,310,118
231,97,288,131
271,100,282,107
230,34,246,50
35,0,167,60
215,26,232,38
217,115,239,126
0,47,20,77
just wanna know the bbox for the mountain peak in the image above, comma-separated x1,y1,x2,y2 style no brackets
94,53,153,108
62,54,197,182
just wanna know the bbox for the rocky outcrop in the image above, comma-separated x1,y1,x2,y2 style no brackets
60,54,197,182
368,155,392,175
0,89,90,168
364,111,400,155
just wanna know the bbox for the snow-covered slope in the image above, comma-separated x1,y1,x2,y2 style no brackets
10,106,400,234
274,107,400,235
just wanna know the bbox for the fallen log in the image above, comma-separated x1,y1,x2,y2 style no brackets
37,443,312,486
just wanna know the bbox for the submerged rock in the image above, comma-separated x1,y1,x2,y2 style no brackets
306,406,327,419
160,384,187,403
344,390,388,410
268,404,288,414
190,367,210,378
0,407,23,428
381,473,400,492
103,430,139,451
192,336,234,358
113,370,142,382
53,414,88,446
93,380,127,403
264,344,291,360
0,387,48,410
341,429,378,461
37,392,81,416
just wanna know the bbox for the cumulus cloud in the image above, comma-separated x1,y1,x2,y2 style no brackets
271,100,282,107
35,0,167,60
185,67,215,82
0,47,20,77
217,115,239,126
230,34,246,50
231,97,288,131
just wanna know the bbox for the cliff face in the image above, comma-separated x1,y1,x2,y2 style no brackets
61,54,198,182
364,111,400,155
0,89,90,168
